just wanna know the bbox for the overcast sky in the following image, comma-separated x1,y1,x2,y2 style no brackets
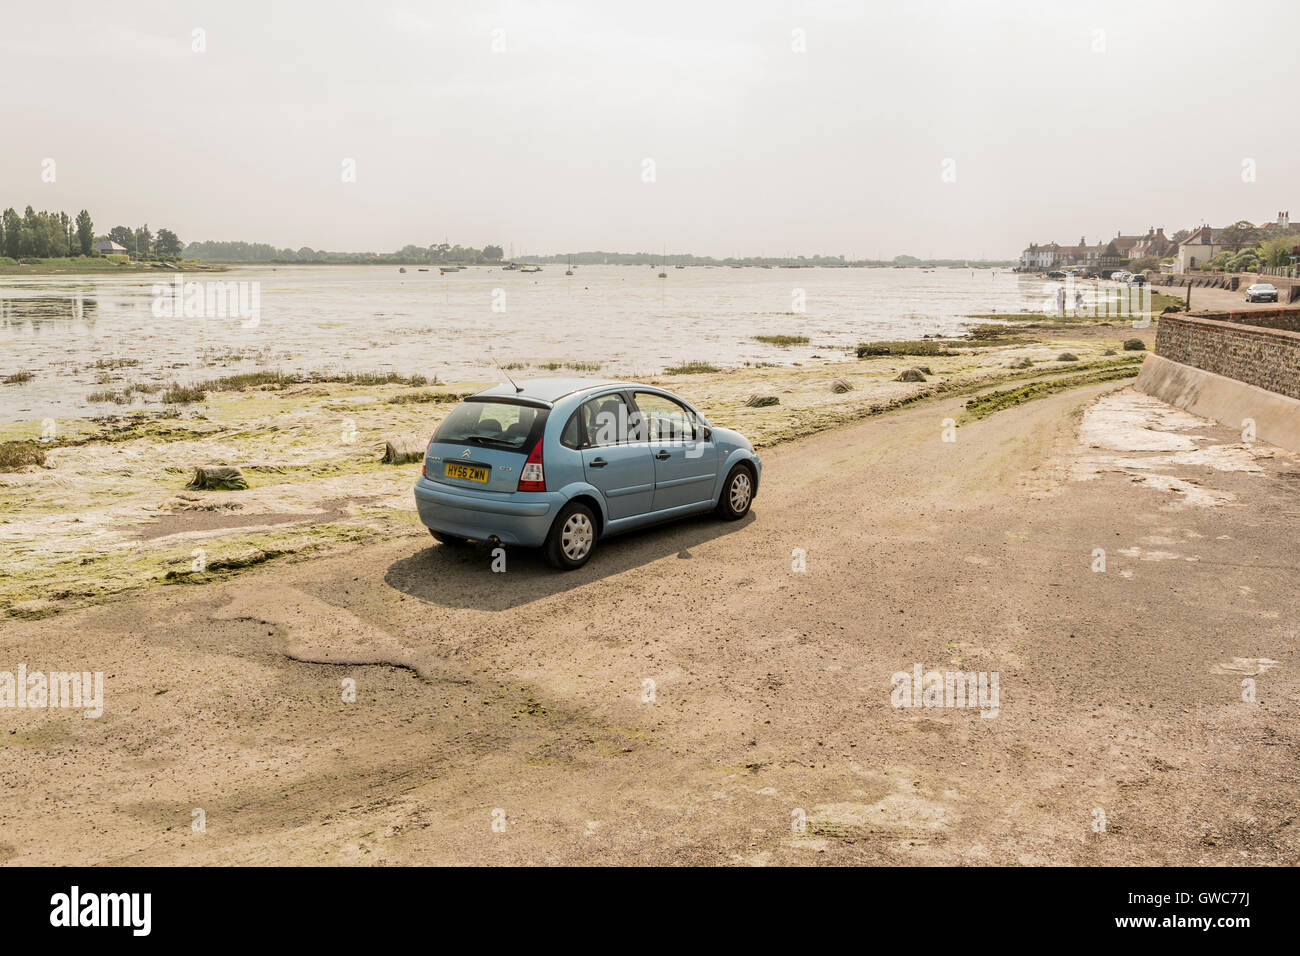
3,0,1296,258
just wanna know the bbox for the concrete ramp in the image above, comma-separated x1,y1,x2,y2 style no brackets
1134,353,1300,453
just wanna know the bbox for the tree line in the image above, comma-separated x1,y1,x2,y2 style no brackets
0,206,183,260
0,207,93,259
183,240,504,264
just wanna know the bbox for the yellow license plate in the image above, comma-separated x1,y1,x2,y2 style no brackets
445,461,489,483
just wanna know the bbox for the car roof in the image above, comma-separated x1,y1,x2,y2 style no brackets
473,378,638,405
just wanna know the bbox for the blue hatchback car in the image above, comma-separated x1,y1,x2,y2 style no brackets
413,378,762,569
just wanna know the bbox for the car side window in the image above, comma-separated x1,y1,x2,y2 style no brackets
631,392,697,442
560,407,583,448
564,394,632,448
586,394,630,447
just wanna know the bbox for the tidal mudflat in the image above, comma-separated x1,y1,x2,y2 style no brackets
1,316,1156,620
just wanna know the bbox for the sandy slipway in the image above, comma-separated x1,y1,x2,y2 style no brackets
1,376,1297,865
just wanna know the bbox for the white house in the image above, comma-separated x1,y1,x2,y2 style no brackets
1019,243,1062,269
1019,237,1106,271
1176,226,1223,272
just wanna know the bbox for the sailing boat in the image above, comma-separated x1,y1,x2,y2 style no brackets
565,256,574,276
657,247,667,278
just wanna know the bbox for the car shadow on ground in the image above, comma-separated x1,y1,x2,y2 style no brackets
384,510,757,610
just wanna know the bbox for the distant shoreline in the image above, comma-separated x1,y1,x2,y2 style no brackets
146,259,1018,270
0,257,227,276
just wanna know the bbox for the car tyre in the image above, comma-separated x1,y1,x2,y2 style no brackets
716,463,754,520
431,530,468,545
544,501,598,570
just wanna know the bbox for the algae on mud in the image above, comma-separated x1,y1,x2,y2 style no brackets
0,322,1157,618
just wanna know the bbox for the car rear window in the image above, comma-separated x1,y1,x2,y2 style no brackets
433,399,548,450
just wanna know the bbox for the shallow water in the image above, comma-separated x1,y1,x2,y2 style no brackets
0,264,1051,421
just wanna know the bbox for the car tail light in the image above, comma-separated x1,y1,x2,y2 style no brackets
517,438,546,491
422,433,435,478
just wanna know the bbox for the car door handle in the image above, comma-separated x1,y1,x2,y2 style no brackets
589,457,608,467
655,450,671,460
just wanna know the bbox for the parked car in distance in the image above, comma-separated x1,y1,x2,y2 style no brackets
1245,282,1279,303
1111,271,1131,283
413,379,763,569
1045,270,1068,279
1127,273,1148,285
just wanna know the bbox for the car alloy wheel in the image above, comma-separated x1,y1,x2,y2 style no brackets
729,471,752,512
717,464,754,520
561,511,594,561
545,500,598,569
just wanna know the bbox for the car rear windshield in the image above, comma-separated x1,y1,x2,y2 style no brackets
433,399,549,450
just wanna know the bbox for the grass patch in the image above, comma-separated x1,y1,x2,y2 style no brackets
961,325,1043,347
502,360,603,373
200,370,297,391
386,390,470,405
161,383,207,404
664,360,721,374
88,381,160,402
754,334,810,346
339,371,430,386
537,361,602,373
2,370,34,385
961,366,1141,422
856,339,961,358
0,441,46,470
137,369,437,404
0,257,158,275
196,369,433,392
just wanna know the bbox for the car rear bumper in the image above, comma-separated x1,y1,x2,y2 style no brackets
413,476,560,546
